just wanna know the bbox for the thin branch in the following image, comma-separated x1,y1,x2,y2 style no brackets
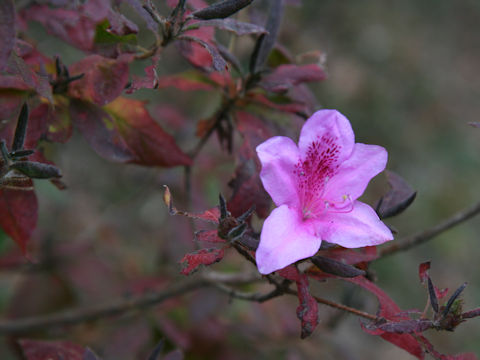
0,278,208,335
379,199,480,258
212,273,379,322
211,282,285,303
282,288,378,322
0,271,262,335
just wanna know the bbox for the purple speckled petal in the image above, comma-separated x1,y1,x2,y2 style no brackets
324,143,388,203
298,110,355,163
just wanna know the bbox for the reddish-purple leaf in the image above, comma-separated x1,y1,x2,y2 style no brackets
186,19,266,36
311,255,365,278
126,64,158,94
0,0,15,71
376,170,416,219
104,97,192,167
68,54,133,106
180,248,225,275
247,93,310,115
228,155,271,219
195,229,225,243
419,261,430,284
71,98,191,167
21,5,97,51
416,335,478,360
229,112,273,218
296,272,319,338
0,187,38,254
258,63,327,93
346,276,424,359
278,265,318,338
316,246,378,265
376,319,433,334
157,73,217,92
19,339,85,360
31,102,73,144
69,99,135,163
192,0,253,19
178,36,227,72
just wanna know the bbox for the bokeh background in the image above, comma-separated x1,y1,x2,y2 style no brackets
1,1,480,359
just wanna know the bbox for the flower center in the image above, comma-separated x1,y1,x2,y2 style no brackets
293,135,352,219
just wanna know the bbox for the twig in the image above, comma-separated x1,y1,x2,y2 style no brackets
282,288,378,322
379,199,480,258
213,273,378,322
211,282,285,303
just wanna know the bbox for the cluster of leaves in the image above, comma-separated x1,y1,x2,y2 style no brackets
1,0,479,359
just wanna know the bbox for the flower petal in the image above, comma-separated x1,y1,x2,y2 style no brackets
256,136,300,207
325,143,388,203
298,110,355,163
315,201,393,248
256,205,321,274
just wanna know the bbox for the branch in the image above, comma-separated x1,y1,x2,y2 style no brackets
0,271,262,335
212,275,379,322
211,282,285,302
0,278,208,335
379,199,480,258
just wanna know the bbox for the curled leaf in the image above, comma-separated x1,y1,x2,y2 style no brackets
376,170,416,219
192,0,253,20
178,36,227,72
180,248,225,275
10,161,62,179
311,255,365,278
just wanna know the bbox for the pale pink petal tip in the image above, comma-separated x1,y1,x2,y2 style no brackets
256,205,321,275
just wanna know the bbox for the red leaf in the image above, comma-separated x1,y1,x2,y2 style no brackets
125,64,158,94
296,272,319,338
104,97,192,167
278,265,318,338
258,64,326,93
68,54,133,106
69,99,135,163
31,101,73,144
416,335,478,360
0,0,15,71
419,261,430,284
21,5,97,51
316,246,378,265
195,229,225,244
157,74,216,92
346,276,424,359
71,98,191,167
176,24,217,71
247,92,310,115
178,36,227,72
19,339,85,360
228,112,273,218
180,248,225,275
0,187,38,254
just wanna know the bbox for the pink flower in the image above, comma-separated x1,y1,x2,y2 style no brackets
255,110,393,274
